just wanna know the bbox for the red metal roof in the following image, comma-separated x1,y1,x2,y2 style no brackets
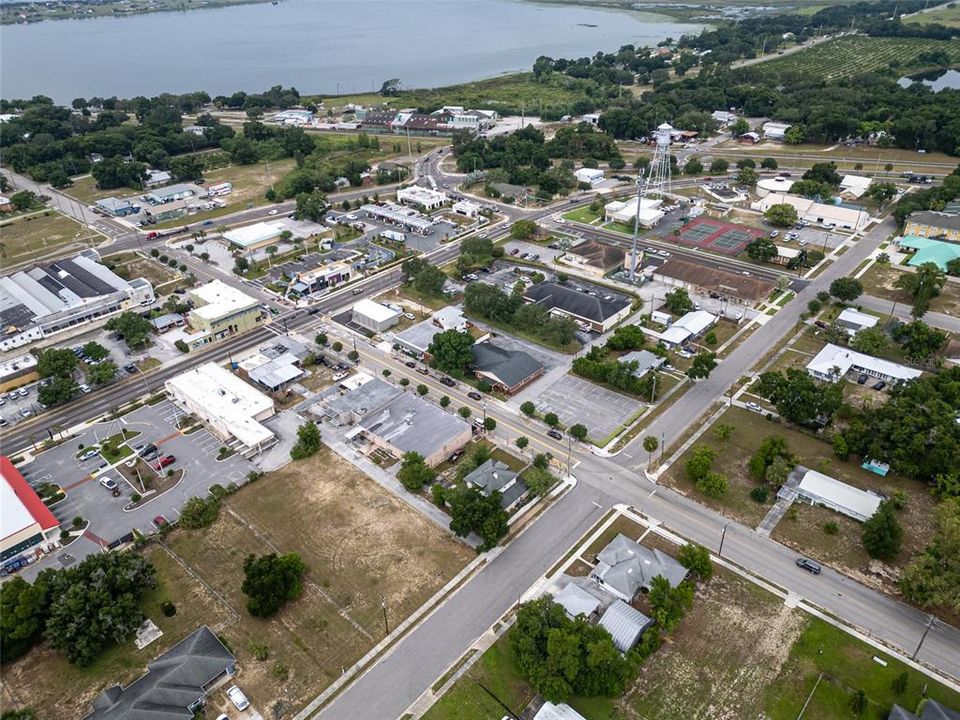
1,455,60,534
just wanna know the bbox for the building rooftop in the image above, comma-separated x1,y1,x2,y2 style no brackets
590,533,688,599
164,363,274,447
618,349,665,377
806,343,922,384
840,174,872,198
146,183,197,202
552,582,601,619
353,298,402,324
223,221,285,248
906,211,960,232
900,236,960,272
598,599,654,653
524,282,631,323
0,353,37,379
83,625,235,720
394,319,441,355
887,699,960,720
654,258,774,303
793,468,882,522
189,280,260,321
397,185,448,206
836,308,879,332
360,392,470,459
471,342,544,389
1,456,60,543
150,312,184,331
322,377,403,420
566,240,625,270
534,702,588,720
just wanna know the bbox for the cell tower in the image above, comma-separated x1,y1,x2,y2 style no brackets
630,122,673,279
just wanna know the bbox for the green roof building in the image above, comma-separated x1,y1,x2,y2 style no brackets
899,236,960,271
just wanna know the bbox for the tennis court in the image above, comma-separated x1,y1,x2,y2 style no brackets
677,217,763,256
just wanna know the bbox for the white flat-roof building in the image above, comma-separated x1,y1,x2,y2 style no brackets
806,343,922,384
224,222,285,251
165,363,276,451
658,310,717,347
753,193,870,232
574,167,605,187
756,176,795,198
1,456,60,563
783,468,882,522
711,110,737,126
763,122,792,141
361,202,434,234
836,308,879,337
396,186,448,211
190,280,260,325
604,196,664,227
840,175,872,199
452,200,481,218
0,353,39,392
352,299,401,333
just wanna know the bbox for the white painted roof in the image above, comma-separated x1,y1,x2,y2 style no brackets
797,469,882,521
837,308,878,331
552,583,601,619
757,177,795,193
353,298,401,324
674,310,717,336
0,470,35,539
841,175,872,198
534,702,588,720
224,221,284,248
190,280,259,321
806,343,922,383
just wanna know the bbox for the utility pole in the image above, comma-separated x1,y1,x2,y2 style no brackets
912,614,935,660
718,523,729,556
381,596,389,636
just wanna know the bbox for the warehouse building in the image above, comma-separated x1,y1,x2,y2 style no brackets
574,167,604,187
165,363,276,452
778,467,882,522
604,196,664,228
1,456,61,563
358,392,471,467
352,299,402,333
0,249,155,352
752,193,870,232
145,183,201,205
224,221,286,254
651,258,774,307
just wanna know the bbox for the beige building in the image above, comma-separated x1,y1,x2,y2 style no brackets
0,354,38,393
903,211,960,243
167,280,263,351
752,193,870,232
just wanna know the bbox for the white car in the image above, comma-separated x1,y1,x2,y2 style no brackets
746,401,763,414
332,371,349,382
403,312,416,320
268,209,279,216
99,476,118,491
227,685,250,711
79,449,99,461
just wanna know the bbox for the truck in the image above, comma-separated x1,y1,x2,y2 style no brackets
381,229,406,243
207,182,233,197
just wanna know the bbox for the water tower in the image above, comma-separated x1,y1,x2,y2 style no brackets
630,122,673,279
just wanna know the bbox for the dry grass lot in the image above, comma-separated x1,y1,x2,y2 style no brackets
66,175,131,204
904,4,960,28
859,262,960,316
105,253,181,288
1,449,471,720
0,211,94,265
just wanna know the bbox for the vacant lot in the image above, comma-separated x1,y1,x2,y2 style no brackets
859,262,960,316
2,448,471,719
904,4,960,28
105,253,181,289
1,211,92,265
66,175,131,204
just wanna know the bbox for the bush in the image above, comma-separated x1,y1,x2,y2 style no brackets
160,600,177,617
520,401,536,416
677,543,713,581
174,339,189,353
544,412,559,427
178,496,220,529
249,641,270,661
516,436,529,450
431,482,446,507
315,333,328,345
290,421,322,460
750,486,769,503
696,471,728,498
130,492,141,503
823,521,839,535
332,341,343,352
241,552,307,617
477,379,492,393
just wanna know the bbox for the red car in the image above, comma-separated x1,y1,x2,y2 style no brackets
154,455,176,470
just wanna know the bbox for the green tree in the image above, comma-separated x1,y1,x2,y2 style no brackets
643,436,659,453
569,423,588,441
746,237,777,262
709,158,729,174
730,118,750,137
510,219,538,240
685,445,715,483
606,324,646,351
714,423,734,441
696,471,728,498
828,277,863,302
850,326,889,356
862,500,903,561
427,330,475,376
416,383,429,396
458,406,471,418
516,436,530,450
37,348,78,378
755,368,842,426
105,311,152,348
687,352,717,380
946,258,960,277
866,181,897,206
483,417,497,431
315,332,328,346
900,498,960,610
397,451,436,492
747,435,791,481
544,412,560,428
86,360,117,386
832,433,849,460
290,421,321,460
447,485,508,550
677,543,713,581
894,262,946,318
648,576,694,633
241,552,306,617
764,455,793,486
663,288,694,315
9,190,37,210
81,341,109,361
0,576,49,662
892,320,947,364
521,401,536,416
38,376,77,406
760,157,778,170
684,158,703,175
736,167,758,186
440,395,451,408
764,203,799,228
178,496,220,528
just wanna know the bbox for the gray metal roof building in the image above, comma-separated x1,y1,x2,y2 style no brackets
618,350,665,378
471,341,544,394
598,599,654,653
589,533,688,601
523,282,632,332
888,700,960,720
552,582,602,619
319,377,403,426
463,459,528,508
83,625,236,720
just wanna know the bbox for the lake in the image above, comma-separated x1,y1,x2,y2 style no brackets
0,0,701,102
898,68,960,92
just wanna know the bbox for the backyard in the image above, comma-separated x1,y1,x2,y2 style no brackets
0,448,472,719
0,211,95,266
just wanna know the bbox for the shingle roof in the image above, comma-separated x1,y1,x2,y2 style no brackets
567,240,625,270
654,258,774,303
907,211,960,232
463,459,518,494
471,342,544,389
523,282,631,323
84,626,235,720
590,534,688,598
552,583,601,619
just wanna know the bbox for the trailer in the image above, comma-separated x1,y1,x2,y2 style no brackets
381,229,407,243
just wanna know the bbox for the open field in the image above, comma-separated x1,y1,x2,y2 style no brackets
904,4,960,28
65,176,131,204
753,35,960,80
859,262,960,317
0,211,94,265
662,407,938,584
562,206,602,224
1,448,471,719
104,253,181,289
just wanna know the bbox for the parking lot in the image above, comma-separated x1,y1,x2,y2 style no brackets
327,209,458,254
533,373,644,441
17,400,252,577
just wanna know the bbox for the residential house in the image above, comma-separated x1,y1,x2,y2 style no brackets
763,122,792,141
778,467,881,523
839,174,872,199
598,599,654,653
659,310,716,347
523,281,633,333
618,349,665,378
552,582,601,620
589,534,688,601
150,312,185,334
888,699,959,720
574,167,605,187
835,308,878,337
82,626,236,720
739,131,761,144
463,459,527,508
433,306,469,332
711,110,737,126
806,343,922,384
471,341,544,394
143,169,172,188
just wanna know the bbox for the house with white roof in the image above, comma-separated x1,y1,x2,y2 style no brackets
763,122,792,141
835,308,879,337
840,175,872,199
659,310,717,347
806,343,922,384
552,582,602,619
778,467,882,522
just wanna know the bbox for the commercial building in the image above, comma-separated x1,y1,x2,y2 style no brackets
779,467,882,522
604,196,664,228
0,249,155,352
83,625,237,720
618,349,665,378
352,298,401,333
903,211,960,242
164,280,262,351
358,392,472,467
238,336,309,392
291,261,354,295
362,202,434,235
558,240,625,278
598,600,654,653
319,375,402,426
898,236,960,272
165,362,276,451
452,200,481,218
711,110,737,126
658,309,716,347
471,341,544,395
752,193,870,232
463,459,527,508
224,221,286,253
589,534,687,601
523,282,633,333
145,183,201,205
150,312,185,333
272,108,314,125
835,308,879,337
763,122,792,141
806,343,922,385
143,169,173,188
1,456,60,563
651,258,774,306
755,176,795,198
0,353,38,392
574,167,605,187
396,186,448,211
95,197,139,217
433,306,469,332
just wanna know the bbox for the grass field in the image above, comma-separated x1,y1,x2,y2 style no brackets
0,211,94,265
754,35,960,80
663,406,939,583
859,262,960,317
65,175,131,204
105,253,181,289
903,4,960,28
2,448,471,720
562,206,602,224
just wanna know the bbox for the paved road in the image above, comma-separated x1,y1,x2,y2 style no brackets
858,293,960,334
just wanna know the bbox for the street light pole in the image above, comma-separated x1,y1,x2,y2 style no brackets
912,614,935,660
718,523,729,556
381,596,389,636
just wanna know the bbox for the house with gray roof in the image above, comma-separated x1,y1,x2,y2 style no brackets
552,582,601,620
523,282,633,332
463,459,528,508
598,599,654,653
471,341,544,395
888,700,960,720
618,349,665,378
83,625,236,720
589,533,688,601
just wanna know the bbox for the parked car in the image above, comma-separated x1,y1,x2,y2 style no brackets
79,449,99,461
857,374,868,385
154,455,176,470
795,557,822,575
124,364,137,374
139,444,157,458
17,388,28,397
467,391,483,401
439,377,456,387
448,451,462,463
510,248,519,255
267,209,279,216
547,429,563,441
227,686,250,711
99,477,118,491
416,366,429,375
332,371,349,381
18,408,31,418
872,380,886,391
745,401,763,414
79,384,92,394
403,313,416,320
0,417,7,427
404,361,416,368
769,230,779,238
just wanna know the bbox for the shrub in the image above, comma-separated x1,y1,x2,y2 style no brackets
160,601,177,617
332,341,343,352
696,471,728,498
130,492,141,503
823,521,839,535
516,436,529,450
178,496,220,529
749,486,769,503
249,642,270,661
174,339,189,353
544,412,559,427
431,482,446,507
477,379,492,393
520,401,536,416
